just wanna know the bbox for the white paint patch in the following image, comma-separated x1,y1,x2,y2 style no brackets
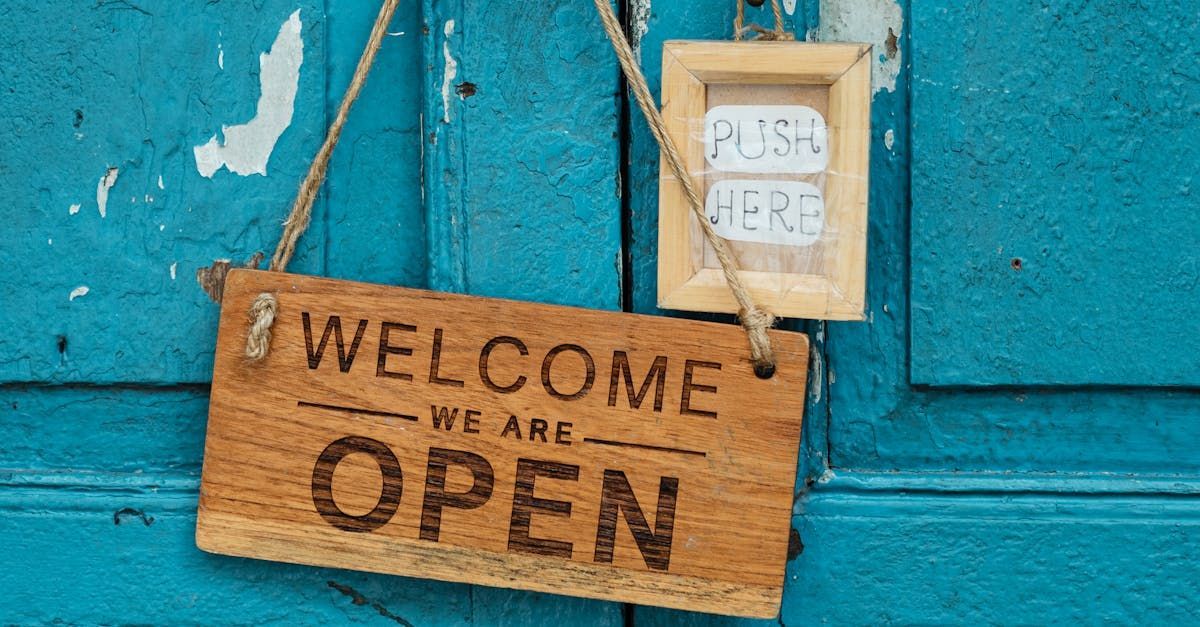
884,128,895,150
783,0,797,15
157,175,164,190
217,42,224,69
68,203,81,215
194,10,304,177
96,167,118,218
159,224,165,231
68,286,89,301
629,0,651,60
170,262,178,280
440,20,458,123
819,0,902,94
47,238,52,245
706,179,825,247
705,105,828,173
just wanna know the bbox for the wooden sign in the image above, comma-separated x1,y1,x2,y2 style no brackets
197,270,808,618
658,41,872,320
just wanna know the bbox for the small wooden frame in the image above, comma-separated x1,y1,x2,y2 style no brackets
657,41,872,320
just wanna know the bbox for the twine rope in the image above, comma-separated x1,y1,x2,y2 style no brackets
245,0,400,361
592,0,777,376
734,0,794,41
246,0,784,374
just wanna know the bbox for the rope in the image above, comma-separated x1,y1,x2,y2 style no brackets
244,0,400,361
244,0,782,375
733,0,795,41
593,0,777,377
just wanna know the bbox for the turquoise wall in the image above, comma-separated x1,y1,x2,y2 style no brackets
2,0,1198,624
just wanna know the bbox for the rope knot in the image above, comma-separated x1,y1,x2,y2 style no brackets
738,306,777,378
733,0,794,42
245,293,278,361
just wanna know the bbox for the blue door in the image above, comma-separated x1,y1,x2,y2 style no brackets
2,0,1197,624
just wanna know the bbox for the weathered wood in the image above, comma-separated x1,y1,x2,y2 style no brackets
198,269,808,618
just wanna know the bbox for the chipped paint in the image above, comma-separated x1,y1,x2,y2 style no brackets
194,10,303,178
440,20,458,124
68,286,89,301
170,262,177,280
217,42,224,69
630,0,651,59
68,203,81,215
884,128,895,150
783,0,797,15
818,0,902,94
809,349,823,403
157,175,164,190
96,167,118,218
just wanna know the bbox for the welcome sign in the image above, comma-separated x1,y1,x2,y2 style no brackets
197,270,808,618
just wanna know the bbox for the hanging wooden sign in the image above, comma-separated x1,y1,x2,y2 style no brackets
197,270,808,618
657,41,872,320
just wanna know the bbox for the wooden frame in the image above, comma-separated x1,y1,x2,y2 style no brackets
657,41,872,320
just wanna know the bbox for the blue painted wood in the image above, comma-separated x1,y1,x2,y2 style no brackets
324,3,427,288
0,490,477,626
628,0,1200,624
422,0,623,308
0,0,326,384
823,0,1200,476
909,1,1200,386
0,0,624,623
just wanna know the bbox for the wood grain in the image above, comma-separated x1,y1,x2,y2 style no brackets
197,270,809,618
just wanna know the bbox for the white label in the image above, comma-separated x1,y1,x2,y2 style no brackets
703,105,828,174
705,179,824,247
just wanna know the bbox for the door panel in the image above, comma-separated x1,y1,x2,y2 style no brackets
0,1,624,624
423,0,623,309
0,0,327,384
909,1,1200,387
631,0,1200,624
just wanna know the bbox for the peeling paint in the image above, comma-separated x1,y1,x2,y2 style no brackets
217,42,224,70
96,167,118,218
68,203,81,215
818,0,903,94
194,10,303,178
440,20,457,124
782,0,797,15
630,0,651,59
809,349,824,403
157,175,164,190
884,128,895,150
68,286,89,301
170,262,177,280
